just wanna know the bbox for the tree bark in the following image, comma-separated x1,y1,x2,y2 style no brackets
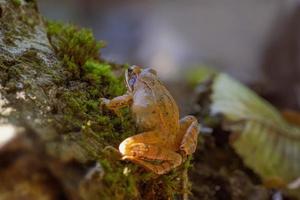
0,1,90,199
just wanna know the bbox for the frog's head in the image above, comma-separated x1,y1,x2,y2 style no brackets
125,65,158,92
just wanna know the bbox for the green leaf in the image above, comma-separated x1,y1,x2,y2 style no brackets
186,65,217,87
211,74,300,187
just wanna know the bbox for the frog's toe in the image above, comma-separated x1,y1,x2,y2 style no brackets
100,98,110,105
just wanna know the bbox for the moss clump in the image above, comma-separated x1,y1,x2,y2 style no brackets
83,60,124,95
47,21,105,79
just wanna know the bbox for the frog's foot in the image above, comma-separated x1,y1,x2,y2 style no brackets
179,116,200,155
121,143,182,174
123,156,179,175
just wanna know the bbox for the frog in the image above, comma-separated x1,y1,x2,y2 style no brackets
101,65,200,174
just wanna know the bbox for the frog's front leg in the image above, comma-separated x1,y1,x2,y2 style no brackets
101,93,133,114
179,116,200,155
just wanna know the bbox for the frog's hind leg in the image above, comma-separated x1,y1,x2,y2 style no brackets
122,143,182,174
119,131,160,156
179,116,200,155
178,116,199,200
119,131,183,174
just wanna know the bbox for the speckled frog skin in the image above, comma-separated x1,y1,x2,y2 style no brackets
101,66,200,174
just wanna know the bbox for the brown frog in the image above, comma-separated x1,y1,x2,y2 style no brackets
101,66,200,174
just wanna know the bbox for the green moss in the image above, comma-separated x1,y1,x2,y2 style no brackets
11,0,22,7
98,158,139,199
186,65,217,87
83,60,114,84
83,60,125,95
47,21,105,79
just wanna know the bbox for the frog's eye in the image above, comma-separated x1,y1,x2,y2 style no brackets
129,75,137,88
129,65,141,75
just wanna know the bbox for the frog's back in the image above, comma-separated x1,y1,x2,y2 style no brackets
132,71,179,135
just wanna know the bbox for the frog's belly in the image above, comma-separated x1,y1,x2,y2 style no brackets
131,104,159,131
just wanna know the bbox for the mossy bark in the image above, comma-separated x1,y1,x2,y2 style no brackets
0,1,188,199
0,0,78,199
